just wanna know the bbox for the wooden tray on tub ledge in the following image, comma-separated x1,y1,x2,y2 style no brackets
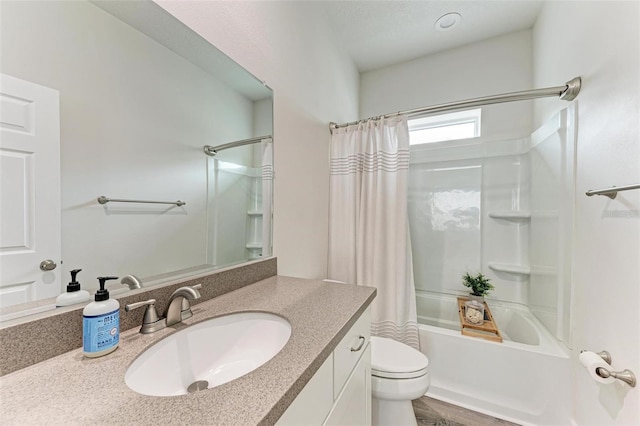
457,297,503,343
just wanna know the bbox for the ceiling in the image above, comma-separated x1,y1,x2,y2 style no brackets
314,1,544,72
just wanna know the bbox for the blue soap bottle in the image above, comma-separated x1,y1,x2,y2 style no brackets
83,276,120,358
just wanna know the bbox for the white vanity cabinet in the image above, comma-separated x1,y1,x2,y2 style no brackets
277,308,371,426
324,344,371,426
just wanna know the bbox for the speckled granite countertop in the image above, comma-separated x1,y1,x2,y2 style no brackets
0,276,375,425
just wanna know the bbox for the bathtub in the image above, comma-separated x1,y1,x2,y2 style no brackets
416,292,571,425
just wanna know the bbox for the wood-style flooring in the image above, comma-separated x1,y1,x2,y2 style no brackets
412,396,520,426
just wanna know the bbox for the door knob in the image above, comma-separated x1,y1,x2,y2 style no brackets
40,259,57,271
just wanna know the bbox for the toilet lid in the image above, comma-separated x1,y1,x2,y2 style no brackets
371,336,429,379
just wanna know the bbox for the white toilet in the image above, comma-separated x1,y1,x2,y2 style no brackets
370,336,430,426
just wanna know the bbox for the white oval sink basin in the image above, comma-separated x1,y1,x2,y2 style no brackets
125,312,291,396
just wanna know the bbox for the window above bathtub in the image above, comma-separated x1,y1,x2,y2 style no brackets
408,108,481,145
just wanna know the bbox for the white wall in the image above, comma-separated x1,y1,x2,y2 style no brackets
533,2,639,424
360,30,533,142
1,1,255,291
156,0,360,279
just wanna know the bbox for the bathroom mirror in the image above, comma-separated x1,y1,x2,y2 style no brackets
0,0,273,315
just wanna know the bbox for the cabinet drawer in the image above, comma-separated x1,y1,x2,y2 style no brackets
333,307,371,399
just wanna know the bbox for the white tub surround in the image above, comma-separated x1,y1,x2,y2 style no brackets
408,106,576,346
0,277,376,425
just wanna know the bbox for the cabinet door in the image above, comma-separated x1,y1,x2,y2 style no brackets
276,355,334,426
334,308,371,399
325,343,371,426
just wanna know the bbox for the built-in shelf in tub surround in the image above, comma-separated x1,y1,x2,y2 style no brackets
531,209,559,218
530,265,558,276
0,276,376,426
488,211,531,220
247,210,263,216
246,242,262,249
488,262,531,275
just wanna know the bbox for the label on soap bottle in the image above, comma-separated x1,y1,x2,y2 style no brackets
83,309,120,353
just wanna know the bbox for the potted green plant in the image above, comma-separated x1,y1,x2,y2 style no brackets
462,272,494,302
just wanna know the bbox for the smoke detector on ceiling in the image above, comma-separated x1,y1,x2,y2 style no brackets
435,13,461,31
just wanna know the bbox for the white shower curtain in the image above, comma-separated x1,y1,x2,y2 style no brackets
261,138,274,258
328,116,419,349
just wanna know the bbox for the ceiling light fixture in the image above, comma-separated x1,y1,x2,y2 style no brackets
435,12,461,31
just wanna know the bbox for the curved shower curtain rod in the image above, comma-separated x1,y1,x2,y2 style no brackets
329,76,582,132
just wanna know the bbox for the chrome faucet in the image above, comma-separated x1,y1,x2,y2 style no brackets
164,285,201,327
125,284,202,333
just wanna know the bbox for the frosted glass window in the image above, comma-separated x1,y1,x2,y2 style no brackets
409,109,481,145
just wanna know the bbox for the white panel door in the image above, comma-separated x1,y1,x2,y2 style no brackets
0,74,61,307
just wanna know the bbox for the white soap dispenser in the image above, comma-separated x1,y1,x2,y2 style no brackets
83,276,120,358
55,269,90,307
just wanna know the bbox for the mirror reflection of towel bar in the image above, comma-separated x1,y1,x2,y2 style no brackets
585,183,640,199
97,196,185,207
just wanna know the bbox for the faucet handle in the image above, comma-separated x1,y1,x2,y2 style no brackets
125,299,165,334
125,298,156,313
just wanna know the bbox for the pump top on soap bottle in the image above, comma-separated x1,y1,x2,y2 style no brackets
67,269,82,291
55,268,91,307
83,276,120,358
94,276,117,301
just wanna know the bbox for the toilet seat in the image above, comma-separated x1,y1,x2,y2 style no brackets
371,336,429,379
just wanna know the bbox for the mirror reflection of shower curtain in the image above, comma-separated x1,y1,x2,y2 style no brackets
261,138,273,258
